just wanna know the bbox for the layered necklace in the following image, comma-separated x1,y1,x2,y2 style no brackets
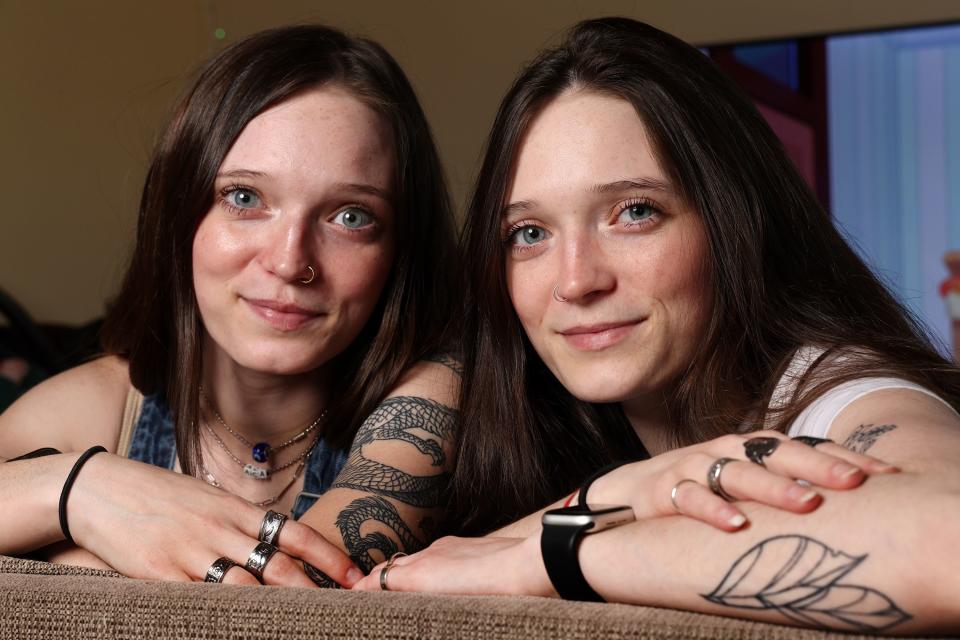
200,388,324,480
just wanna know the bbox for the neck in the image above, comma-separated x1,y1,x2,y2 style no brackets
620,390,673,457
201,343,329,444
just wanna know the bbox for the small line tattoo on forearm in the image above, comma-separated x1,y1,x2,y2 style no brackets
842,424,897,454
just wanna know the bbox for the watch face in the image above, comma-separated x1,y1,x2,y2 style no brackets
542,504,635,531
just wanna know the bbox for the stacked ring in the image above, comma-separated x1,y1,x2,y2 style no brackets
707,457,737,501
245,542,279,581
205,557,238,583
379,552,407,591
259,510,288,546
743,437,781,466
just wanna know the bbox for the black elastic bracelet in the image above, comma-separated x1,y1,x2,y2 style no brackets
7,447,61,462
59,446,107,545
577,460,635,508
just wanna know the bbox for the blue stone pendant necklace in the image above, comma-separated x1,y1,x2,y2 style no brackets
201,389,324,480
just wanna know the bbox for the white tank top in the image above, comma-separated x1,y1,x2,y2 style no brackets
769,346,956,439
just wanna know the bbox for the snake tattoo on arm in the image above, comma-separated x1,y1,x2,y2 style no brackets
331,395,457,572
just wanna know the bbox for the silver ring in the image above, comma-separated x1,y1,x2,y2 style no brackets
258,510,288,546
379,551,407,591
707,457,737,501
244,542,278,581
205,557,238,583
552,285,568,303
670,479,698,514
298,265,316,284
743,437,781,467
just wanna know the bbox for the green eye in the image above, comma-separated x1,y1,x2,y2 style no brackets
334,207,374,229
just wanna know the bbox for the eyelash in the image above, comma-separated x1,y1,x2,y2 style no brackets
502,218,544,254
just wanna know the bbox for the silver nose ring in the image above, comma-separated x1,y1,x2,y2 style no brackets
552,285,568,303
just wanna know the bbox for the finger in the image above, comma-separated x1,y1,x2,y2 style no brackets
352,562,388,591
808,441,899,474
219,564,260,586
717,461,822,512
669,480,747,531
259,549,317,589
272,520,364,588
748,438,867,489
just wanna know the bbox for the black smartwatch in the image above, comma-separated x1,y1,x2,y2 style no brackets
540,504,635,602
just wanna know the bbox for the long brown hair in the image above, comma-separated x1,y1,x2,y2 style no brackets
101,25,456,477
450,17,960,534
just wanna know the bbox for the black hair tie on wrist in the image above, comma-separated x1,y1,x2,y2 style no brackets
577,460,634,508
59,446,107,545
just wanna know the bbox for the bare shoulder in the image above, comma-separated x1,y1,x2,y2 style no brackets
386,355,461,409
0,355,132,457
830,386,960,469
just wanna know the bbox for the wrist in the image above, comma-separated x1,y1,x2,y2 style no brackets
522,533,557,597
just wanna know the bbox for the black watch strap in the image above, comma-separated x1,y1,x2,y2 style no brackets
540,521,603,602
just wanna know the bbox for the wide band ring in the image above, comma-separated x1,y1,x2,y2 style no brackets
743,437,781,467
205,557,238,583
258,510,288,546
244,542,279,581
379,551,407,591
707,457,737,501
670,479,699,514
792,436,833,448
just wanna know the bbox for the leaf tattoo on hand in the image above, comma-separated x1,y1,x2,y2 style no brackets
703,535,910,631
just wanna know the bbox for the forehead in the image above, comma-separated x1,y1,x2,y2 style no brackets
219,86,395,190
508,90,664,201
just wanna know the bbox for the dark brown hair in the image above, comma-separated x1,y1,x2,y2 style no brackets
102,25,456,476
450,17,960,534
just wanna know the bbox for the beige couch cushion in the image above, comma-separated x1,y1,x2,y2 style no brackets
0,555,930,639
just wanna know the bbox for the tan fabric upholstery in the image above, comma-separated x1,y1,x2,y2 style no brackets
0,555,932,639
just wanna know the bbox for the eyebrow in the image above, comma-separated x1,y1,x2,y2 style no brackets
501,177,674,218
216,169,268,180
591,178,674,194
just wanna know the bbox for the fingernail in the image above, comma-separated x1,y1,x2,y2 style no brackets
728,513,747,528
834,463,861,479
788,484,819,503
873,462,900,473
346,567,364,585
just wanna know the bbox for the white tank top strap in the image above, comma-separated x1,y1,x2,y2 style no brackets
116,386,145,457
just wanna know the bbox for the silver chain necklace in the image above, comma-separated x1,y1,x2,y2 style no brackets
199,388,324,465
200,459,307,508
203,421,321,480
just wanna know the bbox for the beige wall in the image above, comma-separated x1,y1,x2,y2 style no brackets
4,0,960,324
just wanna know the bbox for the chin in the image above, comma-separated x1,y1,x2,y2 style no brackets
552,367,645,405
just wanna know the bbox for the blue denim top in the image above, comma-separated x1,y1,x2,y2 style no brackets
128,394,348,519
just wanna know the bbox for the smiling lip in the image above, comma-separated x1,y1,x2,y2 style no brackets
558,320,643,351
243,298,324,332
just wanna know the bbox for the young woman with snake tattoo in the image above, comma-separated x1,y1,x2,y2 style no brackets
355,18,960,634
0,25,459,588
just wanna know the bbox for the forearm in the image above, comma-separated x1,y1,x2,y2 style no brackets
577,473,960,634
0,455,74,554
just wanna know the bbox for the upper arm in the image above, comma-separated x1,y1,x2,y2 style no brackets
0,356,130,459
827,387,960,472
297,359,459,570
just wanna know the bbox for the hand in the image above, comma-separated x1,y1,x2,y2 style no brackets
587,430,898,532
352,534,553,596
66,453,363,587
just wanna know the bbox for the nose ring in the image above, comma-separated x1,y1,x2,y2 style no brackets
298,265,316,285
552,285,568,303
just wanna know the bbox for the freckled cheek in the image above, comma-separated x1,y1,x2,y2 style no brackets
192,220,252,279
327,243,395,310
506,263,550,337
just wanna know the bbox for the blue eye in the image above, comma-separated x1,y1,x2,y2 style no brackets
618,202,655,223
333,207,374,229
509,225,549,246
224,187,261,209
